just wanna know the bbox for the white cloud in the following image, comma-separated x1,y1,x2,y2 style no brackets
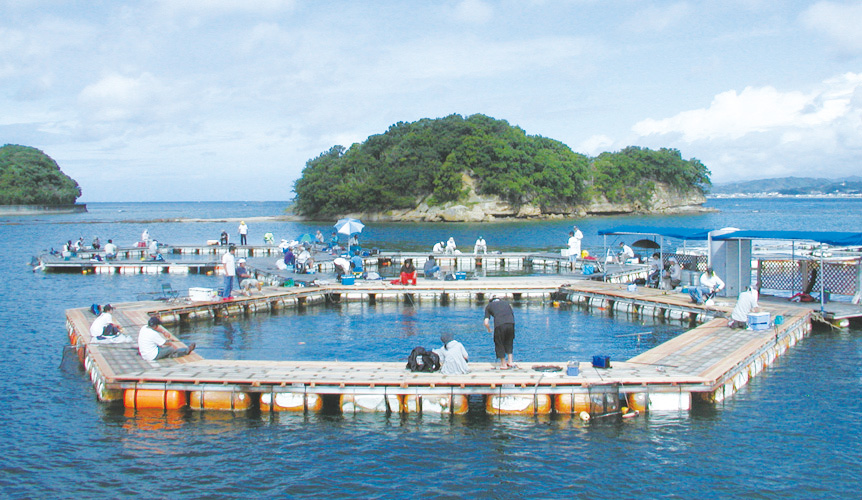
451,0,494,24
78,73,169,122
633,74,862,141
156,0,296,16
3,1,862,199
578,134,614,156
801,1,862,55
633,73,862,182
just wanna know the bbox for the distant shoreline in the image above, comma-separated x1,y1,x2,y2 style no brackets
708,194,862,199
0,204,87,215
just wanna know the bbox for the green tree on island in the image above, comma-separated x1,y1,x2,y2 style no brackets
0,145,81,205
293,114,710,217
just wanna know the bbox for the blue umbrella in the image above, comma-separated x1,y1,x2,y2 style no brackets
297,233,314,243
334,218,365,236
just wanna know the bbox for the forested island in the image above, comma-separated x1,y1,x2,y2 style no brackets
0,145,82,212
292,114,711,221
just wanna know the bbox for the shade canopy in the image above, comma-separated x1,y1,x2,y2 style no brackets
334,218,365,236
711,230,862,247
597,226,713,241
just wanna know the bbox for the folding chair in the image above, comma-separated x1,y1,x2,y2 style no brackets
160,283,180,302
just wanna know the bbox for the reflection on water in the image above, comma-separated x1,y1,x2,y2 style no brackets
180,300,689,363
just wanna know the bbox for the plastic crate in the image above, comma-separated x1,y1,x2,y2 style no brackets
340,276,355,285
591,355,611,369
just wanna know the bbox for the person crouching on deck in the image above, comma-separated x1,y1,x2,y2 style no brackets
399,258,417,285
729,285,760,329
433,332,469,375
690,267,725,305
138,317,195,361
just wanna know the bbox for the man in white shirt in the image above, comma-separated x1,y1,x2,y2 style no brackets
89,304,123,339
729,286,760,329
138,317,195,361
568,228,583,264
618,242,635,263
474,236,487,254
445,237,457,254
103,239,118,260
220,245,236,299
690,267,725,305
238,221,248,245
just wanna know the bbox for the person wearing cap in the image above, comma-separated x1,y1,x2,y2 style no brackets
333,256,350,279
433,332,469,375
690,267,725,305
89,304,123,339
484,296,517,370
238,221,248,246
296,245,313,274
220,245,237,299
567,228,583,266
235,258,262,295
618,242,635,264
148,238,161,261
729,285,760,329
474,236,487,254
445,237,457,254
137,316,195,361
663,257,682,290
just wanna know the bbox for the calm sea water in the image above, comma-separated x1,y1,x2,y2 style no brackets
1,198,861,499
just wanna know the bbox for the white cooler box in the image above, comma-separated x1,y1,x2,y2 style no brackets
189,287,217,302
748,312,770,331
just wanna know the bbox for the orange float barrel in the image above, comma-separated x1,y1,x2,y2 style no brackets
487,394,552,415
124,389,187,410
626,392,648,413
188,390,253,411
260,392,323,412
554,393,591,414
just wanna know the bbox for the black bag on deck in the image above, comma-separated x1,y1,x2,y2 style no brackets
406,346,441,372
101,324,120,337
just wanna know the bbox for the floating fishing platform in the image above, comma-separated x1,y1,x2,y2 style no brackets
36,245,649,289
65,276,815,417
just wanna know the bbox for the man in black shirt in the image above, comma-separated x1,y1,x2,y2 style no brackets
484,296,516,369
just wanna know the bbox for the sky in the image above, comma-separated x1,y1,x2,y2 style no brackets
2,0,862,202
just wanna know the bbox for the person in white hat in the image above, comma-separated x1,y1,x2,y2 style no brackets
663,257,682,290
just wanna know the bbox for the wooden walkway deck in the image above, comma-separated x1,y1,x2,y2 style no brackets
66,276,814,415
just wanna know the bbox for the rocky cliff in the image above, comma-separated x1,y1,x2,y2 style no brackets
347,177,708,222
